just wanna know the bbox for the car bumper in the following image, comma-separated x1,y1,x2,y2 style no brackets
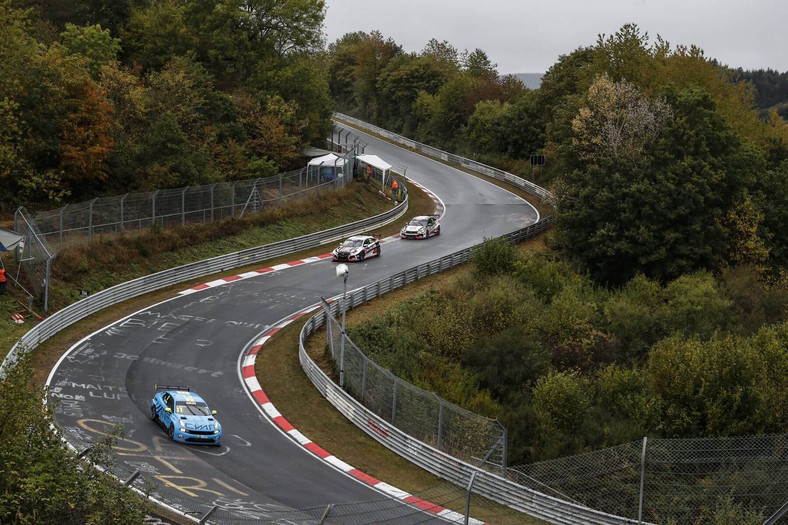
401,232,426,239
174,431,222,445
333,253,361,261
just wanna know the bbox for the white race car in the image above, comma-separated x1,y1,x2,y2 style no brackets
332,235,381,262
400,216,440,239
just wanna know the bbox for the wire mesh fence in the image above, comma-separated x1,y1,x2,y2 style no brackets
507,434,788,524
13,207,56,310
322,299,508,472
30,164,355,252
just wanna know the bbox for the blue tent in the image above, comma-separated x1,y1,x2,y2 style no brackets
0,227,24,252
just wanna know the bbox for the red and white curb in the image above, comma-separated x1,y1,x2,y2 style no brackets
11,312,25,324
240,309,486,525
179,254,335,295
409,180,446,218
179,178,444,296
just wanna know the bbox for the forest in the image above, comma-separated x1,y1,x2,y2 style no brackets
1,0,787,514
328,25,788,464
0,0,333,211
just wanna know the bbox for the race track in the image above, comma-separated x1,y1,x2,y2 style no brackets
47,127,538,521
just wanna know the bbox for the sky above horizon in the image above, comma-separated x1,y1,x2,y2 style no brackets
322,0,788,74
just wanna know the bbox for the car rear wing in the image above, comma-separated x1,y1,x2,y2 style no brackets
155,384,190,392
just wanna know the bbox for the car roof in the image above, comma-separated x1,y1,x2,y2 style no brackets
346,235,372,241
412,216,434,220
166,390,208,404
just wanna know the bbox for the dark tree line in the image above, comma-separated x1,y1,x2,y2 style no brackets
1,0,333,211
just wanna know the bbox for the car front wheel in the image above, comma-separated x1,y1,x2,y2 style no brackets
150,405,157,421
168,424,174,439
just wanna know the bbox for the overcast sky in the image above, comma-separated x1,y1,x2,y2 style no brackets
322,0,788,74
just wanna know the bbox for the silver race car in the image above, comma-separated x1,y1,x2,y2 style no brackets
332,235,381,262
400,215,440,239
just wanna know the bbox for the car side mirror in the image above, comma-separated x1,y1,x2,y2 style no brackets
211,410,217,415
165,407,172,413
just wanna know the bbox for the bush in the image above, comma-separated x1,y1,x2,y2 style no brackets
472,237,519,277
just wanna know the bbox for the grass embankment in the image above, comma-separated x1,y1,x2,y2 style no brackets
256,234,550,524
0,179,435,380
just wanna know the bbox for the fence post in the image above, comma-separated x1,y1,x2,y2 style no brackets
435,393,443,452
59,205,66,251
501,424,508,476
464,471,479,525
638,436,648,524
120,194,127,232
209,183,216,222
151,190,159,228
391,377,398,424
44,257,52,313
88,198,98,245
231,181,238,217
181,186,188,226
361,359,367,401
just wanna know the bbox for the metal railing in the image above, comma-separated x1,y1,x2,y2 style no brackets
334,113,556,207
0,196,407,377
322,299,508,473
30,166,355,251
298,218,646,525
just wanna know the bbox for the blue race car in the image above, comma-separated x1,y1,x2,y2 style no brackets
150,385,222,446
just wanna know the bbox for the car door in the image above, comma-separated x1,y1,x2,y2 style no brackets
427,218,435,235
160,393,174,425
363,237,372,254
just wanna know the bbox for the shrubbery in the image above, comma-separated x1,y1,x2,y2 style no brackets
349,251,788,463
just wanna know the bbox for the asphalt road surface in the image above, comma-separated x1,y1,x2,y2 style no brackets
47,127,539,522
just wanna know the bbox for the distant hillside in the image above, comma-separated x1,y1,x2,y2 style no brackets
511,73,543,89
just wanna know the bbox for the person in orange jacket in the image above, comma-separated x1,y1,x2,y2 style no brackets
0,266,7,296
391,179,399,200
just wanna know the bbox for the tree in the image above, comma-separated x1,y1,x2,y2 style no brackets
571,75,671,165
61,23,121,77
462,48,497,80
0,351,148,523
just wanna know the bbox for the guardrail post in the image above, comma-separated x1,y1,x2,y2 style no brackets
638,436,648,524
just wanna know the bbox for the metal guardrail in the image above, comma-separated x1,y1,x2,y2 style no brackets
300,118,646,524
298,219,644,524
0,197,408,376
334,113,556,207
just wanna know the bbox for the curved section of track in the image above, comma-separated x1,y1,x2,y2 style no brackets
48,128,539,520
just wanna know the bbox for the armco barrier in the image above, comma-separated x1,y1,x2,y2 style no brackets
0,197,407,376
304,119,647,523
334,113,556,207
298,222,644,524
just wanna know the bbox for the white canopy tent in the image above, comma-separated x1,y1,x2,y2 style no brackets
307,153,347,183
356,154,393,192
0,227,24,252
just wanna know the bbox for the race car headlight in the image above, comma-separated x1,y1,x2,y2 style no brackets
180,427,186,433
418,227,426,233
214,430,220,434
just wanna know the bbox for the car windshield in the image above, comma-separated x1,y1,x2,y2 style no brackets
409,218,428,227
175,401,211,416
341,239,364,248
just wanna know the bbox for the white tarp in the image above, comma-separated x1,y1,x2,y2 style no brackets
307,153,346,167
0,228,23,252
356,154,392,172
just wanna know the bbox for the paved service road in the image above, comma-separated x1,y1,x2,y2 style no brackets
48,127,538,521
